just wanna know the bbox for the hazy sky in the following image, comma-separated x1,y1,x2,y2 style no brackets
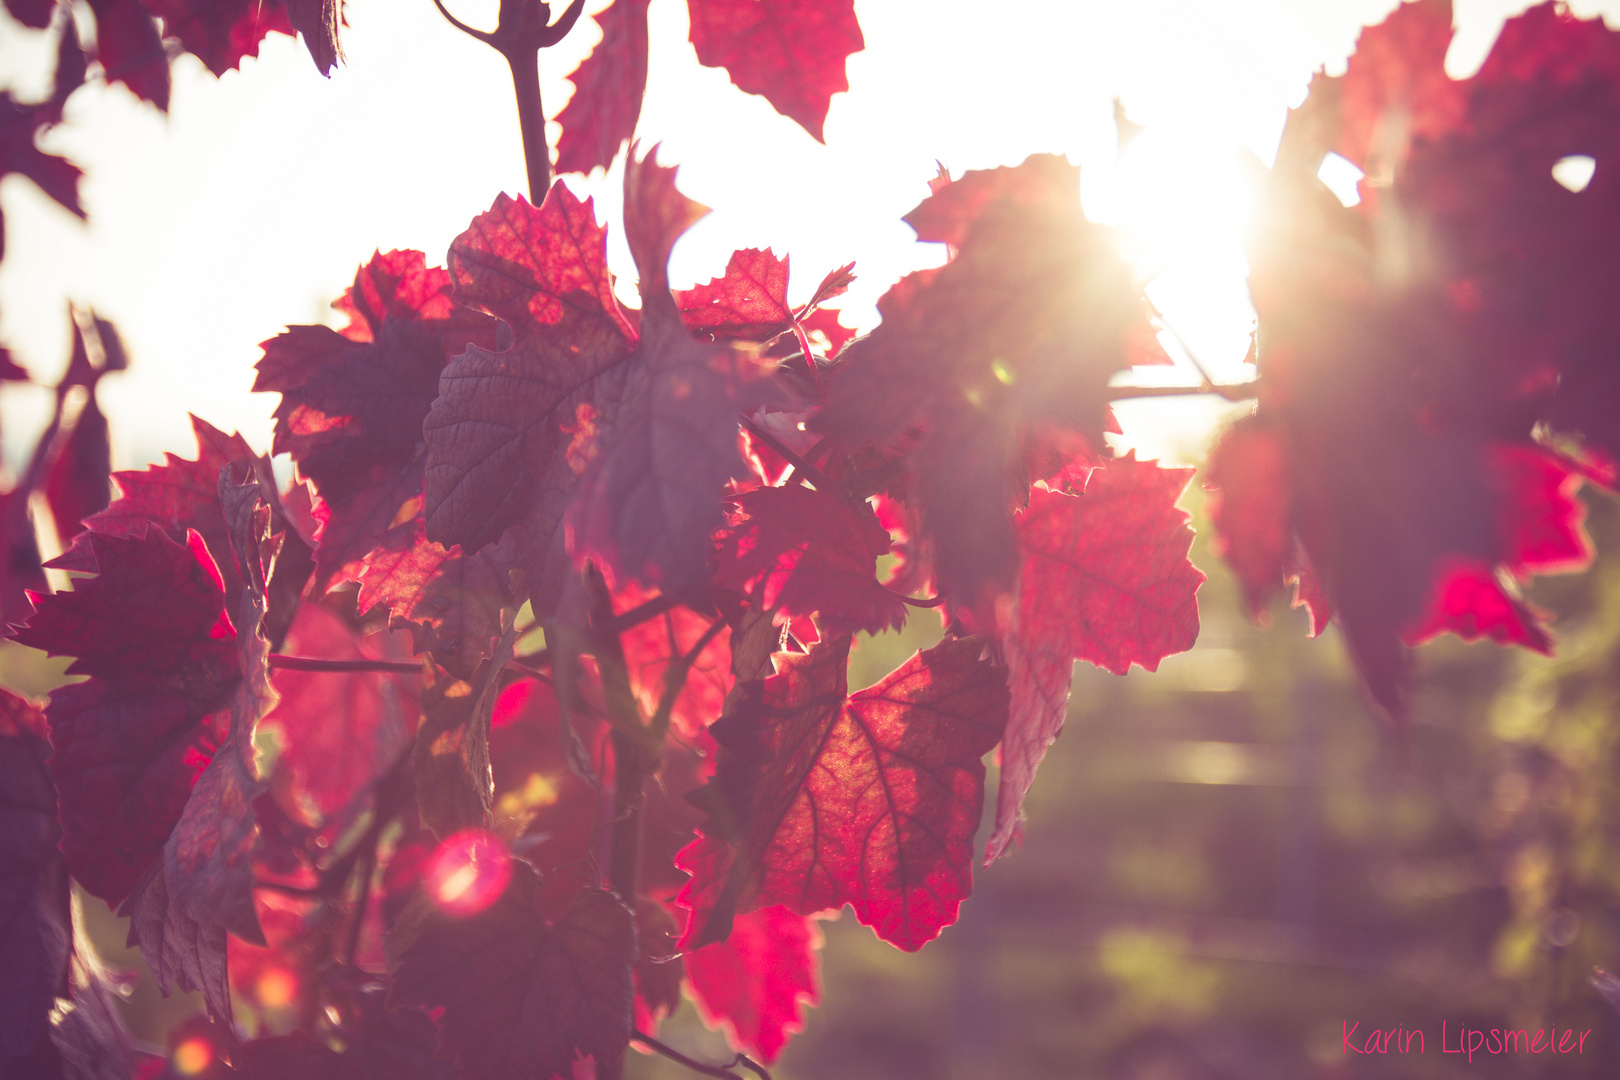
0,0,1611,472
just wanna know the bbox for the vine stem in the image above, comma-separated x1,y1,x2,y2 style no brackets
739,414,835,492
430,0,586,204
630,1030,775,1080
1104,381,1257,402
268,654,424,673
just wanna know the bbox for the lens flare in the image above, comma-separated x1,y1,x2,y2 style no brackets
172,1037,214,1076
255,967,297,1009
426,829,512,917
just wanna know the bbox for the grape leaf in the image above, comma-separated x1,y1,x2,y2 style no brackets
357,518,520,676
555,0,651,175
2,0,53,30
388,870,635,1080
987,453,1203,862
43,15,88,125
86,0,171,111
48,415,313,649
255,250,498,593
683,905,820,1063
616,581,732,740
45,395,110,544
488,677,613,917
677,634,1007,951
632,898,682,1035
0,486,48,628
0,690,70,1063
818,155,1154,617
677,248,793,342
0,94,84,261
568,151,790,594
141,0,296,77
284,0,343,75
1202,415,1290,618
714,484,906,636
12,528,237,904
121,478,284,1019
687,0,864,142
263,602,415,822
1218,2,1610,712
423,182,638,615
414,626,516,840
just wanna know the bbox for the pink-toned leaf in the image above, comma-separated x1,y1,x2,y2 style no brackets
357,517,520,676
677,248,793,342
714,484,905,636
555,0,651,175
387,870,635,1080
141,0,296,77
0,688,70,1063
683,905,820,1064
423,183,638,616
45,394,110,545
989,454,1203,862
677,634,1007,952
567,149,766,595
87,0,171,110
687,0,864,142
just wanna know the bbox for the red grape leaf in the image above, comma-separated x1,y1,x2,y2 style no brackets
1401,446,1590,651
0,94,85,261
48,415,313,648
632,898,682,1035
1313,0,1463,175
1224,3,1613,713
676,634,1007,952
988,453,1203,861
555,0,651,175
2,0,53,29
263,602,416,822
677,247,793,342
388,870,635,1080
0,486,48,628
714,484,906,636
357,517,521,676
122,479,284,1018
686,0,864,142
818,155,1154,617
414,638,515,840
87,0,171,111
283,0,343,75
566,148,771,595
488,678,604,918
122,858,231,1021
683,905,820,1064
255,250,497,593
141,0,296,77
1203,415,1289,618
45,394,110,544
12,528,237,904
423,182,638,615
616,581,731,740
0,689,71,1063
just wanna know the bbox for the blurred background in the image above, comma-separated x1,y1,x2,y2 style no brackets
6,0,1620,1076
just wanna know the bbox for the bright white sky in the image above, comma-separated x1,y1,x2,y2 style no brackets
0,0,1613,474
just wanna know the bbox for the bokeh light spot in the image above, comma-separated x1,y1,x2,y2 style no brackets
255,967,297,1009
172,1037,214,1076
426,829,512,917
